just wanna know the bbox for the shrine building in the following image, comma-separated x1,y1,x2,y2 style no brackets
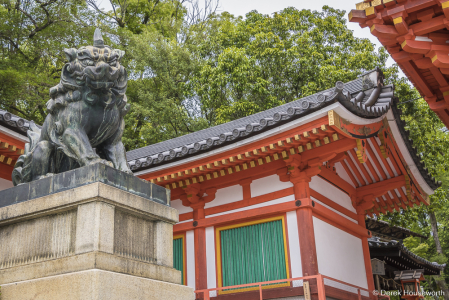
0,68,442,300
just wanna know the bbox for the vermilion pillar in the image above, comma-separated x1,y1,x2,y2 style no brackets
357,213,376,298
284,154,321,278
183,184,208,296
193,204,207,293
292,173,319,277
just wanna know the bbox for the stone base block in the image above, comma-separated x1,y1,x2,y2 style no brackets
0,166,192,300
0,269,194,300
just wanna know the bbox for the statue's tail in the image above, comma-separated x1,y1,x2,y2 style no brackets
12,122,41,186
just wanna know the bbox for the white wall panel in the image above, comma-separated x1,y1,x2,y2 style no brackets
186,230,196,289
206,195,295,218
205,185,243,208
250,174,293,197
310,176,355,213
311,197,357,223
313,217,368,289
205,226,217,297
286,211,302,278
0,178,13,191
334,162,356,188
171,199,193,214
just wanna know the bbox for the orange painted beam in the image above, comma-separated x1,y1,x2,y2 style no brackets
365,159,381,183
319,167,356,196
341,160,359,187
174,197,370,238
376,197,388,215
207,187,294,217
139,116,329,180
349,149,373,185
345,154,367,186
409,14,446,36
370,137,396,178
310,189,358,220
370,24,399,39
174,200,298,233
299,137,356,162
0,164,13,181
356,175,406,199
365,140,388,180
401,40,431,54
312,201,370,238
400,61,434,97
391,190,408,210
429,67,449,87
178,186,294,221
0,132,25,149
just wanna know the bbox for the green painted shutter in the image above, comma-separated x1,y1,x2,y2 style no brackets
220,220,287,287
173,238,184,284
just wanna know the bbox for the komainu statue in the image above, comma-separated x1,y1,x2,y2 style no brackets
12,29,132,185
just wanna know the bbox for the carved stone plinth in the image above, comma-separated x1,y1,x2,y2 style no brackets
0,164,194,300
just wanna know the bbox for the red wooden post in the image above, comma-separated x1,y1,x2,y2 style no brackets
317,275,327,300
193,203,208,298
259,283,263,300
357,213,376,299
204,291,210,300
292,172,319,277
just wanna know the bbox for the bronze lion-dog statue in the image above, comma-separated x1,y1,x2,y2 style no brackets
12,29,132,185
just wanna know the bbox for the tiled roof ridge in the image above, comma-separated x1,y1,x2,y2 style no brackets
366,216,428,239
368,236,446,270
0,109,33,135
127,68,395,171
390,99,441,190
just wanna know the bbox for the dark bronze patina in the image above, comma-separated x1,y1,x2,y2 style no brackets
12,29,132,185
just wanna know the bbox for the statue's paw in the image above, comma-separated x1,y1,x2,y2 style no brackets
124,169,133,175
89,159,114,168
37,173,54,180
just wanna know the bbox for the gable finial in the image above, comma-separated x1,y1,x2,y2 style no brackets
93,28,104,48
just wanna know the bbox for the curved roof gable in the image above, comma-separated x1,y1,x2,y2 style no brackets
127,68,394,171
0,110,32,135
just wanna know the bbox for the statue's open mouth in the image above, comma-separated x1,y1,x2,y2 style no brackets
86,77,114,90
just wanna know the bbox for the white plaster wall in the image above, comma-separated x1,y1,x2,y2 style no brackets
205,226,217,297
310,176,355,213
171,199,193,214
286,211,302,278
250,174,293,197
186,230,196,289
206,194,295,218
311,197,357,223
313,217,368,289
205,185,243,208
0,178,13,191
334,162,355,188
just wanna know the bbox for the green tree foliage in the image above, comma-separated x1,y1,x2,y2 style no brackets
193,7,391,124
123,6,393,148
0,0,97,123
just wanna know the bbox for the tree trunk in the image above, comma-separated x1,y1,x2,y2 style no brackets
429,211,449,300
429,211,443,254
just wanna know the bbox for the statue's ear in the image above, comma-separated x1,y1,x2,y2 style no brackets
64,48,77,62
114,49,125,61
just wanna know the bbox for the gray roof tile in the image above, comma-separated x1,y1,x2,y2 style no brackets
127,68,394,170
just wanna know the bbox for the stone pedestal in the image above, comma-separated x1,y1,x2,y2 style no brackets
0,164,194,300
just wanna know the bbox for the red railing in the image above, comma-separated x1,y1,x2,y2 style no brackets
195,274,371,300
